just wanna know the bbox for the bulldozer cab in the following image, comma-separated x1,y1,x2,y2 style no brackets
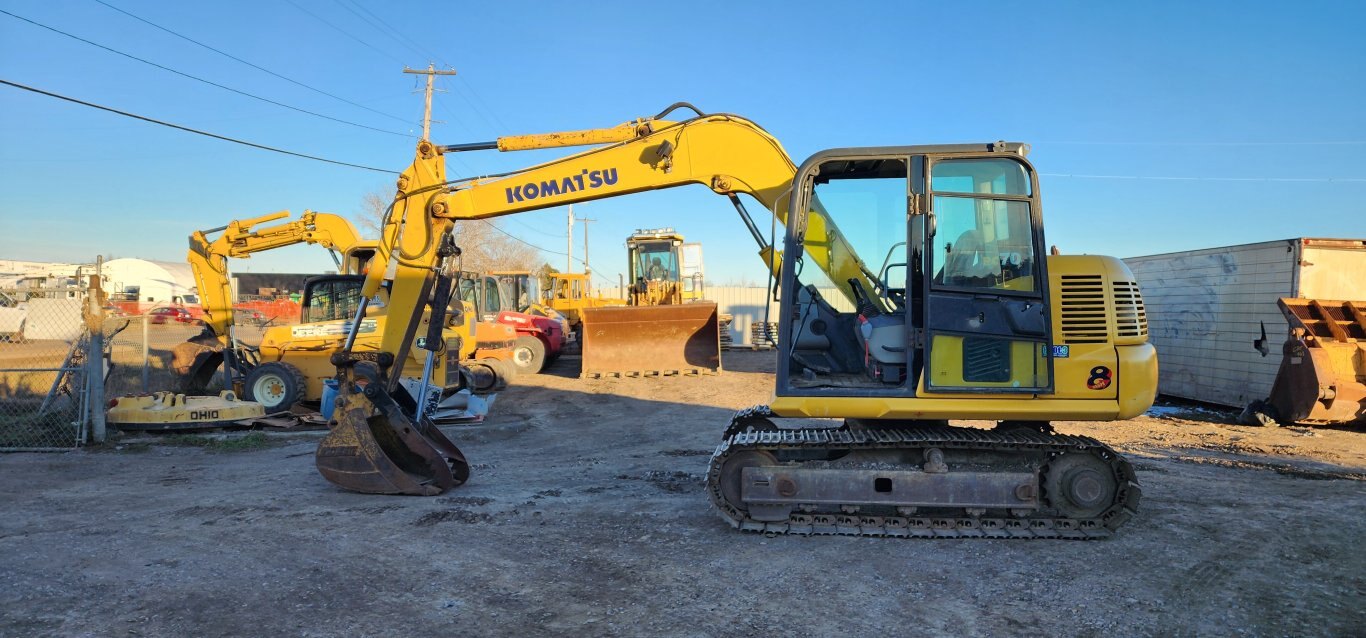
628,230,682,281
550,273,590,300
776,147,1053,398
625,229,686,306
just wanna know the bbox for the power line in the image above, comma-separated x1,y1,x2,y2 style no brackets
508,216,569,238
350,0,448,66
1041,172,1366,183
328,0,492,140
283,0,405,66
479,219,570,257
0,8,413,138
332,0,437,64
453,77,514,132
91,0,412,126
0,79,398,173
476,219,614,285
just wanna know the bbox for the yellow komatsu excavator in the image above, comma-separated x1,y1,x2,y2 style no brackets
177,210,507,415
316,104,1158,539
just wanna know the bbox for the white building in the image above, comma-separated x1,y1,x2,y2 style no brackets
100,258,199,307
0,259,89,290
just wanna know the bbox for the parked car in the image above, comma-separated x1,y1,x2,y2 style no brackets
148,306,198,325
232,306,268,327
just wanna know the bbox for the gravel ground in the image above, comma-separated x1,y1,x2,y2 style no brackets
1,350,1363,637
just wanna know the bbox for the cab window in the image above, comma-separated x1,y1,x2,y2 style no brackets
930,158,1037,292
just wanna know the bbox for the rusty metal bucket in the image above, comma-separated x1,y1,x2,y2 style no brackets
579,302,721,378
315,380,470,495
1266,298,1366,426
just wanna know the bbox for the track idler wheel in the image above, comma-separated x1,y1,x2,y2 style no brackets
1043,452,1119,519
717,450,778,513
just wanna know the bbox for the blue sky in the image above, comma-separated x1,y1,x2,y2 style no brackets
2,0,1363,287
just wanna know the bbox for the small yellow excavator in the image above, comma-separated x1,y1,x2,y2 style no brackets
176,210,507,414
316,103,1158,539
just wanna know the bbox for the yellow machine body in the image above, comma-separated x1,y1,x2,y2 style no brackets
180,211,485,408
316,103,1159,531
546,272,627,328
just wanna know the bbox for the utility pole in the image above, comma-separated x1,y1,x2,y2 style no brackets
403,63,457,140
578,217,596,273
566,205,574,273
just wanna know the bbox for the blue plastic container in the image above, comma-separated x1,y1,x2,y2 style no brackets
320,379,340,420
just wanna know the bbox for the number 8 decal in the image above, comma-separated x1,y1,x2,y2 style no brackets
1087,366,1112,390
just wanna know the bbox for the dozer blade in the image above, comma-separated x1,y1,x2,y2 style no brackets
579,302,721,378
316,386,469,495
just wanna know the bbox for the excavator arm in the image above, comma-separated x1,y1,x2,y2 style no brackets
362,108,880,380
187,210,364,342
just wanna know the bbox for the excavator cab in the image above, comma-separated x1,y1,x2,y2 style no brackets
777,150,1051,397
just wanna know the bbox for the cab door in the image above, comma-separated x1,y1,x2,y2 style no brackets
920,155,1053,393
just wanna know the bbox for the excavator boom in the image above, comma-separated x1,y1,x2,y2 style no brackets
187,209,365,342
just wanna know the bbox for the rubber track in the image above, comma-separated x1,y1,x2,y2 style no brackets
706,406,1142,540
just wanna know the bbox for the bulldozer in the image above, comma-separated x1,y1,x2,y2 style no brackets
545,272,627,331
577,228,724,377
176,210,508,414
315,103,1157,539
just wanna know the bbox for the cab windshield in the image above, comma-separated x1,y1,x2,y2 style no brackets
632,241,678,282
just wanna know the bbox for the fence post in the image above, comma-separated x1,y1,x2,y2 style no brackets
88,261,106,444
141,314,150,393
88,329,105,443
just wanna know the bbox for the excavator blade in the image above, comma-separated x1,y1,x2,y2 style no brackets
315,388,469,495
579,302,721,378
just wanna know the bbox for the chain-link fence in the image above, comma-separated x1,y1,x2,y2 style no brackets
0,287,91,450
105,314,214,397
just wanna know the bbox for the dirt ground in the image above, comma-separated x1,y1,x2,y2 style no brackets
1,350,1363,637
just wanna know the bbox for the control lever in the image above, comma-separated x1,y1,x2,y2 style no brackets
847,278,881,318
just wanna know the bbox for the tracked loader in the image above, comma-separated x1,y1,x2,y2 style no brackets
315,104,1157,539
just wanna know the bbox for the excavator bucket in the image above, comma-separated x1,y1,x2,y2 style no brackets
1266,298,1366,426
579,302,721,378
315,381,470,495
